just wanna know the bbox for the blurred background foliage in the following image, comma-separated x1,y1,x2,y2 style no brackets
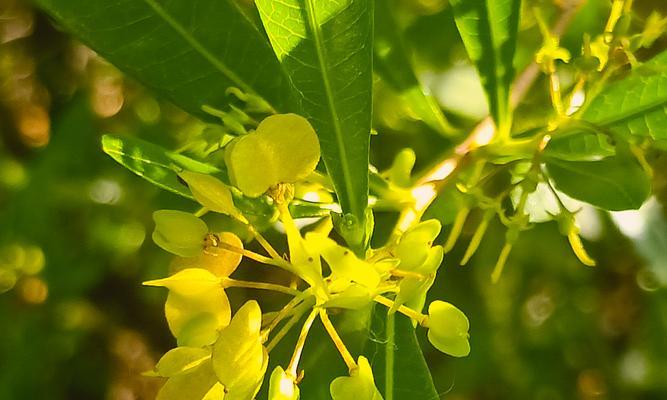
0,0,666,399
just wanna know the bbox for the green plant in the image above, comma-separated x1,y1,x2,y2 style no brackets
33,0,667,398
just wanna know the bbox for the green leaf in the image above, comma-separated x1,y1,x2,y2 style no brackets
544,127,615,161
102,134,280,221
364,308,439,400
34,0,290,118
102,134,225,199
546,156,651,211
581,50,667,141
255,0,373,229
450,0,521,134
374,0,454,136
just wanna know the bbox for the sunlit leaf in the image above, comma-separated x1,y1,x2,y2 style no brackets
374,0,454,136
255,0,373,237
582,50,667,141
450,0,521,134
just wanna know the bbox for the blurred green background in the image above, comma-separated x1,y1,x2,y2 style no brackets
1,0,666,399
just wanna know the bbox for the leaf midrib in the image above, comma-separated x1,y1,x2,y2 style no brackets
142,0,257,98
589,96,667,129
303,0,360,218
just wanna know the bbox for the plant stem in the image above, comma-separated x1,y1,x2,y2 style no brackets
385,312,395,400
236,214,283,261
374,295,427,326
215,241,291,270
491,242,513,284
287,308,319,376
319,309,357,372
266,300,312,352
265,291,312,332
223,278,301,296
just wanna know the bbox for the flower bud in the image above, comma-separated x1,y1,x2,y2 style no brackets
395,219,441,271
427,301,470,357
179,170,238,216
330,356,383,400
268,366,300,400
212,300,268,399
144,269,230,347
152,210,208,257
173,232,244,277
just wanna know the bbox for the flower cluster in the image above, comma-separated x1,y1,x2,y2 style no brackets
144,114,470,399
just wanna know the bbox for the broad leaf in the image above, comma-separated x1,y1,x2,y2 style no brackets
365,308,439,400
544,127,615,161
255,0,373,231
546,156,651,211
581,50,667,141
34,0,290,118
374,0,454,136
450,0,521,134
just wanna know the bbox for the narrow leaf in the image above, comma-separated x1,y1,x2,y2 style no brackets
374,0,454,136
101,134,277,220
365,308,439,400
255,0,373,230
34,0,291,118
102,134,224,200
582,50,667,141
450,0,521,134
546,156,651,211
